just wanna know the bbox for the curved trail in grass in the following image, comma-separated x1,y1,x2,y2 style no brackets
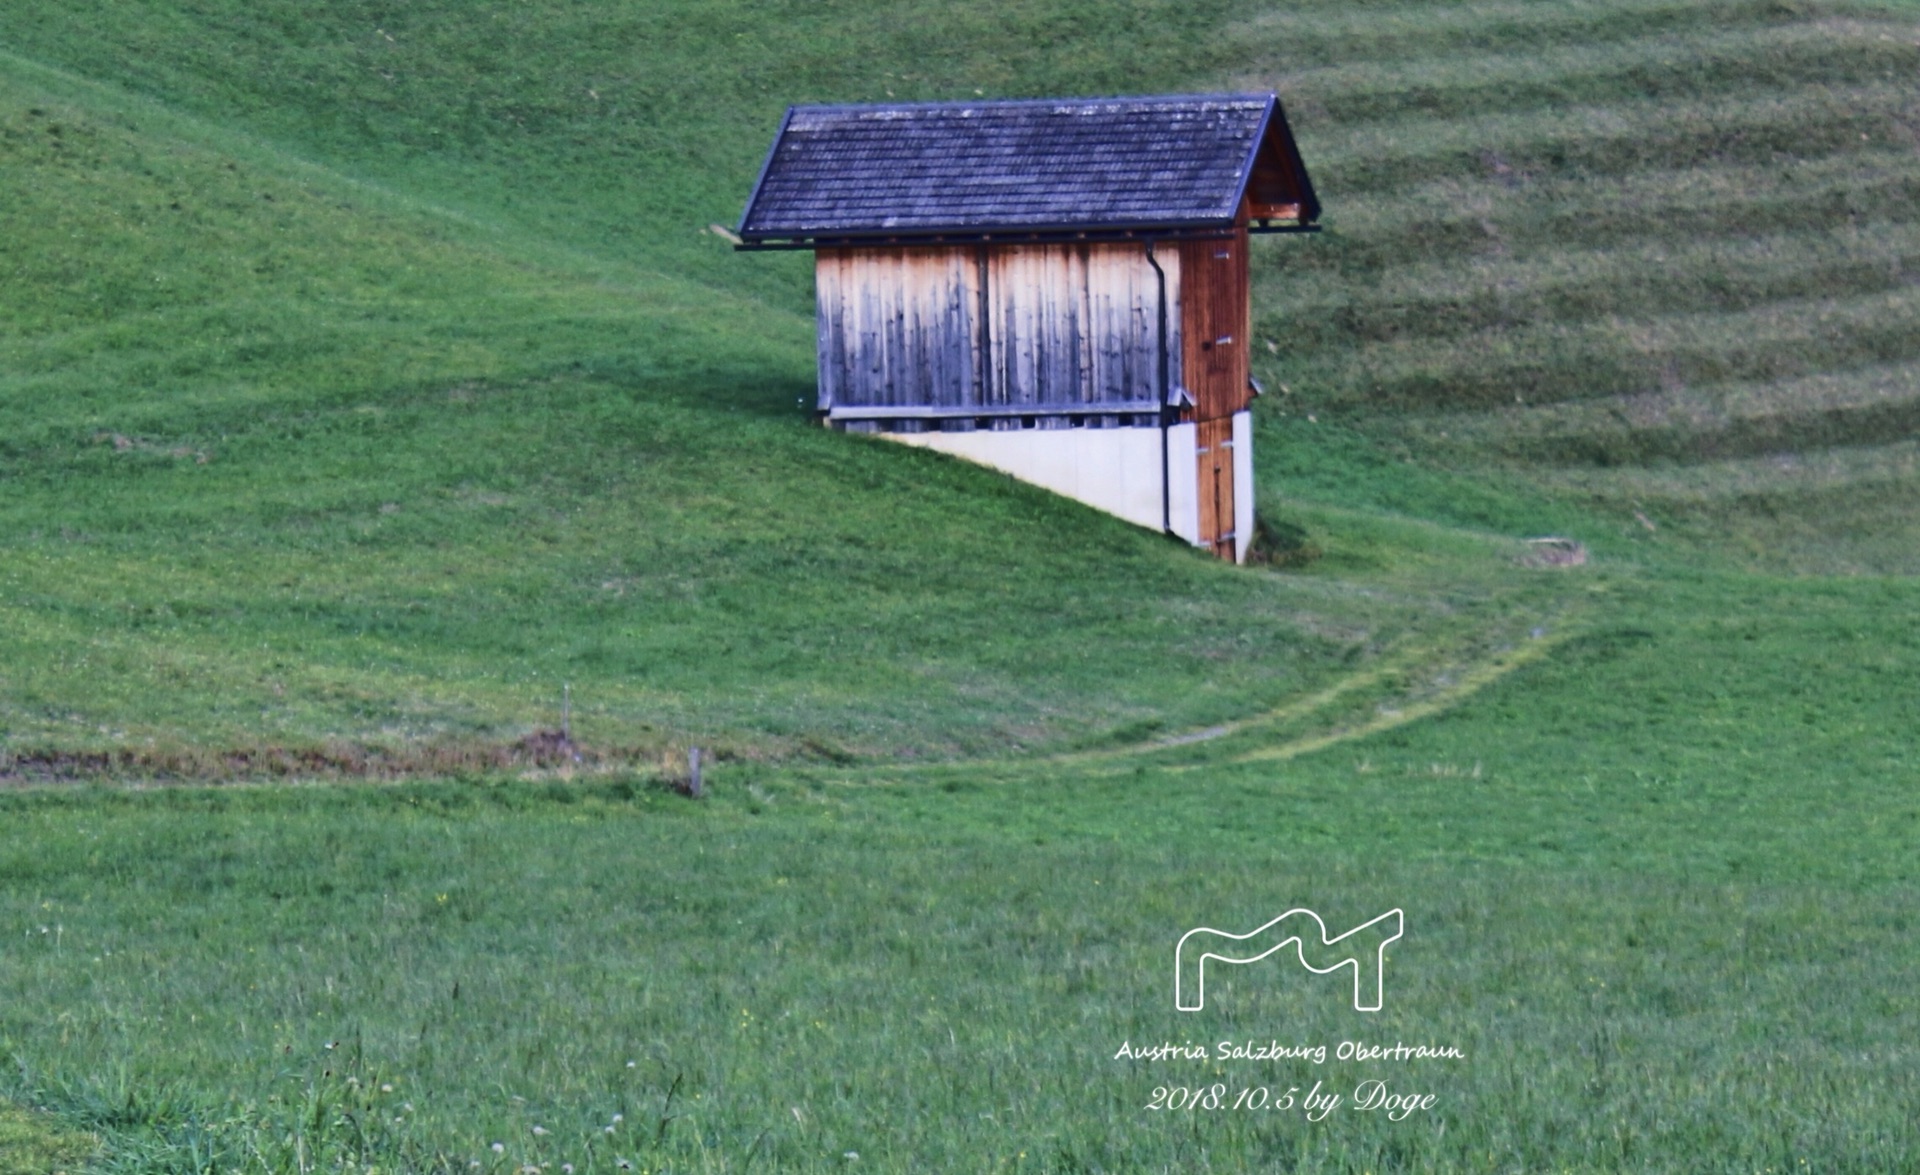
1210,620,1576,767
1125,614,1581,774
862,596,1590,779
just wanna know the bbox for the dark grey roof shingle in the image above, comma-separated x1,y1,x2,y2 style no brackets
738,93,1315,242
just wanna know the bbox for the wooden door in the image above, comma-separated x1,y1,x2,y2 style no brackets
1196,416,1235,559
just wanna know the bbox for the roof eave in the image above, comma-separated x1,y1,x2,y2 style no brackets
1273,91,1323,223
1227,94,1280,218
1229,92,1322,227
734,217,1261,250
735,105,796,237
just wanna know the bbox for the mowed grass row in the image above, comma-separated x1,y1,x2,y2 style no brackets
1251,17,1918,119
1425,360,1920,465
1267,218,1920,354
1284,285,1920,414
1233,0,1920,569
1223,0,1830,67
1264,150,1920,282
2,571,1916,1172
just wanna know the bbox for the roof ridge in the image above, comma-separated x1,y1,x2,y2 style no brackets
784,92,1275,117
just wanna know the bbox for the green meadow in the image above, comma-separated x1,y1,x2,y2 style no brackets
3,0,1918,1169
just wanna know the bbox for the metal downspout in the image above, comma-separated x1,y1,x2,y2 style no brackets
1145,239,1172,536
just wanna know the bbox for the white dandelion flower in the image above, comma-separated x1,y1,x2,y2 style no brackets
491,1143,505,1154
531,1126,548,1136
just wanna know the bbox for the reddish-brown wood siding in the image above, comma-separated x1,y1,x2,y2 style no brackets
1178,231,1251,422
1195,416,1236,558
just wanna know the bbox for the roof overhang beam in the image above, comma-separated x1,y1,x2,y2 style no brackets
734,224,1315,252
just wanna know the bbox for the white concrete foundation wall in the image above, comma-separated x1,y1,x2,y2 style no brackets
884,424,1200,541
1166,422,1200,546
1232,410,1253,564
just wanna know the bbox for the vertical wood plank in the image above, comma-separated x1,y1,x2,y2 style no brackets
1179,235,1252,422
1196,415,1235,557
1073,244,1095,404
815,250,841,411
821,238,1211,422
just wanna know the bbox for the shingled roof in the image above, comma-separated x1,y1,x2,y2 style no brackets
737,93,1319,246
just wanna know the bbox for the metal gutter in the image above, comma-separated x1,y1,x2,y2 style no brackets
736,224,1253,252
827,402,1159,421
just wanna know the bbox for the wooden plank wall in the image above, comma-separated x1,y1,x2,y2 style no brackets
817,246,983,410
816,243,1181,413
1178,230,1252,422
986,244,1177,410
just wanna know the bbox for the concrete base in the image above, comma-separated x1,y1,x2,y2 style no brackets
879,422,1210,550
1233,410,1253,565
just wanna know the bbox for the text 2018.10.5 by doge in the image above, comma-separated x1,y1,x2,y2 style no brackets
1146,1080,1437,1121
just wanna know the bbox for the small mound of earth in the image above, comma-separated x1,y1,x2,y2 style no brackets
510,728,581,763
1520,537,1588,568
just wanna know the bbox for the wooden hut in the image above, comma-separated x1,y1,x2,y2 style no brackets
736,93,1319,562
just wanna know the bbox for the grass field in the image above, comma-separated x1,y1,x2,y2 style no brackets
3,0,1919,1168
4,571,1917,1170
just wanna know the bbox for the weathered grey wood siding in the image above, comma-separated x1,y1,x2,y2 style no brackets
817,246,982,410
816,242,1182,414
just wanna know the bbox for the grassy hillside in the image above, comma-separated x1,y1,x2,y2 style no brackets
3,0,1920,1168
1,0,1618,766
0,60,1539,765
0,0,1251,307
4,0,1917,761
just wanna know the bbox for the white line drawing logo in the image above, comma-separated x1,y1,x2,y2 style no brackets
1175,908,1404,1012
